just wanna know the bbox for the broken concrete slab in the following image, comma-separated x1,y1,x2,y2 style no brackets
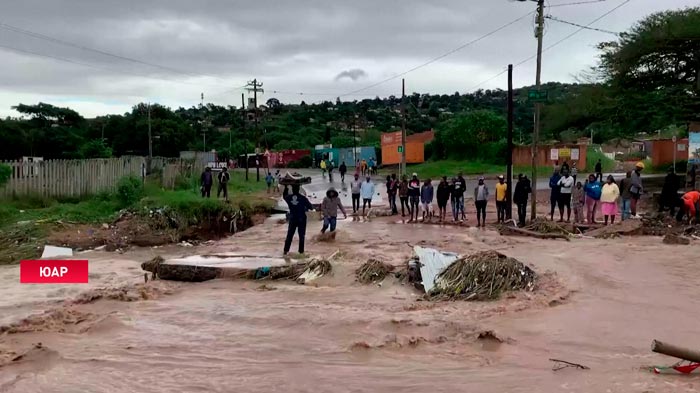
143,254,295,282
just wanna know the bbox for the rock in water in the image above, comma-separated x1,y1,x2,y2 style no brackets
663,233,690,245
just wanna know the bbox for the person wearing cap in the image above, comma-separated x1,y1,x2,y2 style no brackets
495,175,508,224
474,177,489,227
320,187,347,234
452,172,467,222
513,174,531,227
408,173,421,222
350,174,362,214
360,175,375,216
630,161,644,218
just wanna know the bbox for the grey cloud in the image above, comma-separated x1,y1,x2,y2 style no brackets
334,69,368,81
0,0,696,116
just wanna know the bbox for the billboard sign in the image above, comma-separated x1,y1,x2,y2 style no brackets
689,133,700,163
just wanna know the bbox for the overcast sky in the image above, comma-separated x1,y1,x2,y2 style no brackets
0,0,695,118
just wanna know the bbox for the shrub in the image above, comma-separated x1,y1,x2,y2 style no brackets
116,176,144,207
287,155,312,168
0,164,10,187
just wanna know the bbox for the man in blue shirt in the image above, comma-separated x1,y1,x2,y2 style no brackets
283,184,314,255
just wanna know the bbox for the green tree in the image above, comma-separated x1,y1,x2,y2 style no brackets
435,110,507,161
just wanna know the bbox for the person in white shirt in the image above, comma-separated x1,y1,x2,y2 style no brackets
556,169,575,222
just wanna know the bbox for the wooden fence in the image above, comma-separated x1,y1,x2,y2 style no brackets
0,154,213,198
0,157,145,198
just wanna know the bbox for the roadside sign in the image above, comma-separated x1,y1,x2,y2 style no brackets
528,89,548,102
398,145,404,153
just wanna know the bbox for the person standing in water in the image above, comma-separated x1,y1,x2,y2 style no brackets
408,173,421,222
350,174,362,214
360,176,375,216
474,177,489,227
556,169,574,222
436,176,451,222
600,175,620,225
320,187,347,233
549,169,562,221
283,184,313,255
420,178,434,222
495,175,507,224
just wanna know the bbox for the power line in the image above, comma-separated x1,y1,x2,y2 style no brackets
548,0,607,8
0,42,223,88
338,10,535,98
466,0,631,91
545,15,620,35
0,20,231,82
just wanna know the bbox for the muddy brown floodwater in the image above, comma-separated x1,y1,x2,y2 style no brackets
1,214,699,392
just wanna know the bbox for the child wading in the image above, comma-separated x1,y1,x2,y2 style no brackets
320,187,347,233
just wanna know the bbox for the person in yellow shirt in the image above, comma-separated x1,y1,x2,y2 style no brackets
495,175,508,223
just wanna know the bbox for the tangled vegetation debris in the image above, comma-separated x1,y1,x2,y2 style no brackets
356,259,394,284
430,251,536,301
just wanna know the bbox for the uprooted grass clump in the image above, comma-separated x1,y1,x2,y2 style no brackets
430,251,536,301
355,259,394,284
524,218,572,236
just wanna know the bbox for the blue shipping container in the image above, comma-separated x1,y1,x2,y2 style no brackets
335,147,376,167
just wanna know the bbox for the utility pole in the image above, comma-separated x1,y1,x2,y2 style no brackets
401,78,407,177
246,79,264,182
147,103,152,159
201,93,207,153
518,0,545,220
507,64,514,220
242,93,249,181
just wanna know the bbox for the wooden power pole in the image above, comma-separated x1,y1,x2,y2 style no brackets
241,93,248,181
531,0,545,219
401,79,407,177
246,79,264,182
507,64,514,220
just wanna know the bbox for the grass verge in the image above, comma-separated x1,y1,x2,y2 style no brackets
0,173,272,265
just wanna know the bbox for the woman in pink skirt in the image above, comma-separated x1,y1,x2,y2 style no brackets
600,175,620,225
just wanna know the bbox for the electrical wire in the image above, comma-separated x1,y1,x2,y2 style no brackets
545,15,620,35
548,0,607,8
0,21,227,81
0,42,225,88
466,0,631,91
338,10,535,98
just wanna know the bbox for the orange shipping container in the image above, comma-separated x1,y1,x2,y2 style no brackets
382,142,425,165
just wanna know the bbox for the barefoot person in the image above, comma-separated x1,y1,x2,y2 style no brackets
549,169,561,221
584,174,602,224
676,190,700,224
408,173,421,222
557,169,574,222
600,175,620,225
474,177,489,227
283,184,313,255
513,174,531,227
420,178,434,222
436,176,451,222
572,181,585,224
495,175,507,224
361,176,375,216
399,175,410,217
320,187,347,233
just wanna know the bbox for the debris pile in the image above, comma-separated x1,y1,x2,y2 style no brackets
498,219,570,240
524,218,573,236
356,259,394,284
430,251,536,301
663,233,691,245
278,172,312,185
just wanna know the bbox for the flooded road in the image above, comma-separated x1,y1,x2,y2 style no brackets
1,214,699,392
